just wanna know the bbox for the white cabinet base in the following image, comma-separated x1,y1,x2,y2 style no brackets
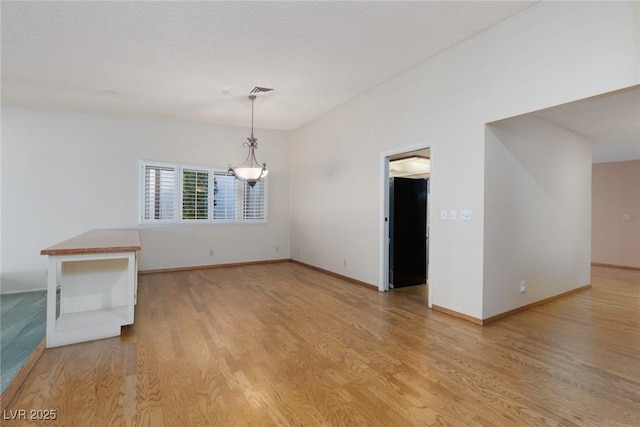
46,251,137,348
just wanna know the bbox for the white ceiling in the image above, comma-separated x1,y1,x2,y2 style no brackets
2,1,637,162
1,1,535,131
535,87,640,163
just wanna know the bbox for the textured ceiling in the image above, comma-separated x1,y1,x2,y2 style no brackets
1,1,535,131
3,1,636,161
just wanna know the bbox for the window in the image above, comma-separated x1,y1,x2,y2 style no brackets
182,168,209,220
243,180,266,220
140,161,267,224
213,173,237,220
142,162,177,222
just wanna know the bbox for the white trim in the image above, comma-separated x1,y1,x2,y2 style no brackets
0,288,47,295
379,142,433,308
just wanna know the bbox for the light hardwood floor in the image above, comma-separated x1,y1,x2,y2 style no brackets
4,263,639,426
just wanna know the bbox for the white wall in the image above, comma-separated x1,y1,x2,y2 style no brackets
290,2,639,319
484,116,592,318
1,108,291,292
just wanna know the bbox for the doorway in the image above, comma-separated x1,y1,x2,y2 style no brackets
380,144,432,306
389,175,428,287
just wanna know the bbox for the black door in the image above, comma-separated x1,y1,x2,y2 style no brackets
389,177,427,288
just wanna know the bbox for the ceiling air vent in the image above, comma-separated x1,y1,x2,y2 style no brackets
250,86,274,95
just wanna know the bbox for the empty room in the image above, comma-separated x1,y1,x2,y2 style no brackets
1,1,639,426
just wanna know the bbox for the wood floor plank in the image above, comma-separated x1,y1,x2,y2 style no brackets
3,263,639,426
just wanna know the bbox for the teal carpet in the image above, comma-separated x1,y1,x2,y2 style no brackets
0,291,47,395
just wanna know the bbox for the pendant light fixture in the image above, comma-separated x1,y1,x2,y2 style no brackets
228,93,268,188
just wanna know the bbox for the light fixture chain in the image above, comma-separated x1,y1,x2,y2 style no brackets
251,95,255,139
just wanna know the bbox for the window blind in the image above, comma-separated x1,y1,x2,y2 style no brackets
143,164,177,221
182,169,209,220
243,179,266,220
141,161,266,224
213,173,237,220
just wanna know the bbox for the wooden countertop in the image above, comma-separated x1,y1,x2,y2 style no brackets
41,229,141,256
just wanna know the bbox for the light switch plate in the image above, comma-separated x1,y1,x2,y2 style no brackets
461,209,472,220
440,209,448,220
449,209,457,220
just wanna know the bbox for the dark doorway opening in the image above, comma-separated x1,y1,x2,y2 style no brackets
389,176,428,288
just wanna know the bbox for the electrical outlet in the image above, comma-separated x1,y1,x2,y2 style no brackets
209,249,214,256
343,259,347,267
276,245,280,252
622,214,631,221
520,281,526,293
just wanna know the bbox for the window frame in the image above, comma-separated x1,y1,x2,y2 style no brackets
139,160,268,225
